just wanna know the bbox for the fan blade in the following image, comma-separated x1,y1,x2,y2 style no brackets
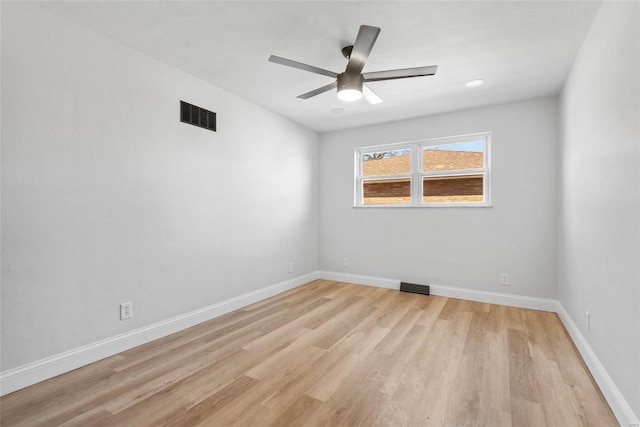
363,84,383,104
363,65,438,82
345,25,381,75
297,81,338,99
269,55,337,78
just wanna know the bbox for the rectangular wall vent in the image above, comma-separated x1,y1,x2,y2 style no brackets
180,101,216,132
399,282,430,295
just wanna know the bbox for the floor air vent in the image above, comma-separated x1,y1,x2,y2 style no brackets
400,282,430,295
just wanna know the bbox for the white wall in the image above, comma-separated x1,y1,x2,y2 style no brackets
0,3,319,372
319,96,558,298
559,1,640,418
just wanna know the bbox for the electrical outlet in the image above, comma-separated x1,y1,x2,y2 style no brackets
120,302,133,320
288,262,294,273
343,258,349,267
500,273,509,286
586,310,591,332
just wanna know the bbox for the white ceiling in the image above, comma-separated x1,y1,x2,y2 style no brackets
38,1,602,133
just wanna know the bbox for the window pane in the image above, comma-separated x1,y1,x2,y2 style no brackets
362,149,411,177
363,178,411,205
422,174,484,204
423,141,484,172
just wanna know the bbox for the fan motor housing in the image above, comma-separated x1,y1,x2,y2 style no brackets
337,72,364,92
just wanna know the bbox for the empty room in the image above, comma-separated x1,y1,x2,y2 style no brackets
1,1,638,426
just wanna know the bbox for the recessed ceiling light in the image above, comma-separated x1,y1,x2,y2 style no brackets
466,79,485,88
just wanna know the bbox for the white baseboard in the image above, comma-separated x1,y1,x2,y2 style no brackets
0,271,320,396
318,271,399,289
556,304,639,427
319,271,557,312
428,283,558,312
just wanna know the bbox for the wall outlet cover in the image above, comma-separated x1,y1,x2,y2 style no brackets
120,302,133,320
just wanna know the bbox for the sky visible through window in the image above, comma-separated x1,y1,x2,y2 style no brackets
362,149,409,160
429,140,484,152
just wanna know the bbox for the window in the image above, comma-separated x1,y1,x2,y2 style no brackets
355,132,491,207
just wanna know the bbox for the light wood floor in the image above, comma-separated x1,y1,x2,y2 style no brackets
1,280,617,426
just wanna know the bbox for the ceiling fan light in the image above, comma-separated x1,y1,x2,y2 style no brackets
337,73,364,102
337,89,362,102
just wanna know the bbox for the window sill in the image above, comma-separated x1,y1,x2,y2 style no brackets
353,203,492,208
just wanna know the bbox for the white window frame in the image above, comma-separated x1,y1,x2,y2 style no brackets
354,132,491,208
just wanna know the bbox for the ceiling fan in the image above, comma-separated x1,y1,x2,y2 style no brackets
268,25,438,104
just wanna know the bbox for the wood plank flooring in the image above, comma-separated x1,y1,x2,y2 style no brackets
0,280,618,426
